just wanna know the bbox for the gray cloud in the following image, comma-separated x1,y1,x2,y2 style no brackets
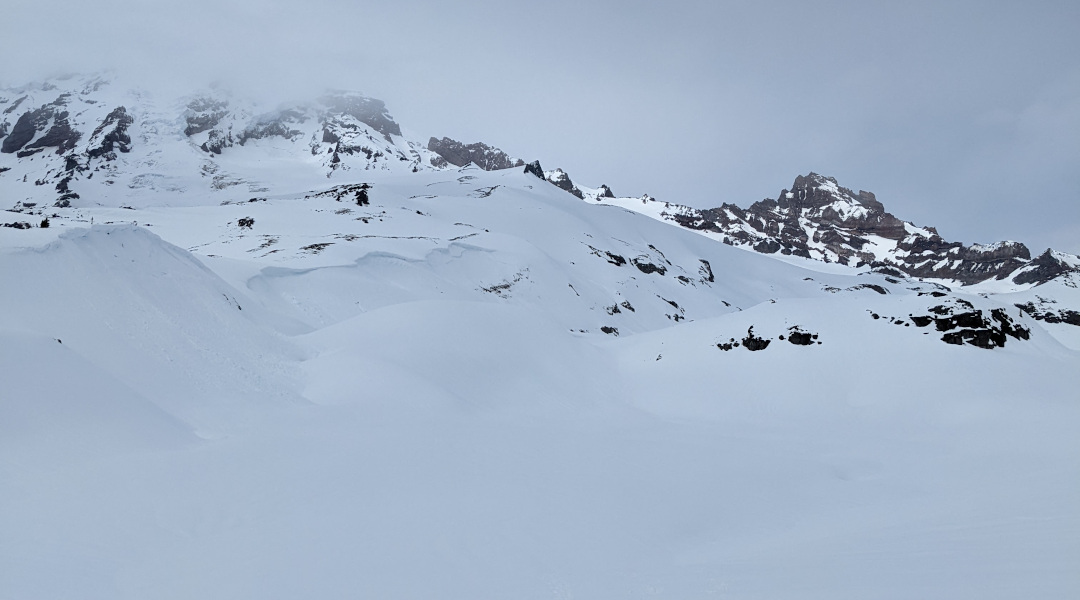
7,0,1079,252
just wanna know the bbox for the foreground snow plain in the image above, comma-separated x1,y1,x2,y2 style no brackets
2,165,1078,599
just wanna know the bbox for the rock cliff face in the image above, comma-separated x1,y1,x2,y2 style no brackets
426,137,524,171
1,94,81,157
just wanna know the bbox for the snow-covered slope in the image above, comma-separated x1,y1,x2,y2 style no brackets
1,76,1078,599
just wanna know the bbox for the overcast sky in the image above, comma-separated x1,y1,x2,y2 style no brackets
7,0,1080,253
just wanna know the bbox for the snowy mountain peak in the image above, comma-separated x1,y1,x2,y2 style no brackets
0,76,444,209
586,171,1078,288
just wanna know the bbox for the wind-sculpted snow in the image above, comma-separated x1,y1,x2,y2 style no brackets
2,76,1079,599
0,330,195,456
0,225,304,432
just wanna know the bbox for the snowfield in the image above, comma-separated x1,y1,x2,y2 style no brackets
1,77,1079,599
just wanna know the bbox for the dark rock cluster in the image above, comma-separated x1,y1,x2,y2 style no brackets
306,183,373,206
632,257,666,275
717,325,822,352
184,98,229,136
87,106,133,159
1015,300,1080,327
321,93,402,142
427,137,524,171
544,168,584,199
237,110,305,146
741,326,771,351
784,326,817,346
524,160,545,180
1,95,81,156
907,302,1031,349
1013,250,1077,286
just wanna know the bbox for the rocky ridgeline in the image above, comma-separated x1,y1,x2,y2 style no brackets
424,139,618,202
500,159,1079,288
658,172,1076,286
574,171,1076,288
426,137,524,171
424,145,1078,289
2,76,1076,292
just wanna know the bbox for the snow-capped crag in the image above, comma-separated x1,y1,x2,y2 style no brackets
2,74,1079,599
589,172,1080,287
0,75,441,211
426,137,524,171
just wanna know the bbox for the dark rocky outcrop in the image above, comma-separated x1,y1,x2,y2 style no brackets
3,95,27,114
698,259,714,283
237,110,305,146
25,111,80,155
87,106,133,159
544,168,584,199
908,303,1031,349
1015,301,1080,326
184,98,229,136
3,95,80,155
896,237,1030,283
1012,249,1077,286
54,174,79,207
524,160,544,179
200,129,234,154
604,251,626,266
786,326,817,346
307,183,373,206
741,326,770,351
322,93,402,141
631,257,666,275
427,137,524,171
2,104,53,153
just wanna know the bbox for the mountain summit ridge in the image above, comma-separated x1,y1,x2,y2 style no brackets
1,74,1076,291
587,172,1078,288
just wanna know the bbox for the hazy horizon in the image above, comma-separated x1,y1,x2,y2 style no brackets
5,0,1078,253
